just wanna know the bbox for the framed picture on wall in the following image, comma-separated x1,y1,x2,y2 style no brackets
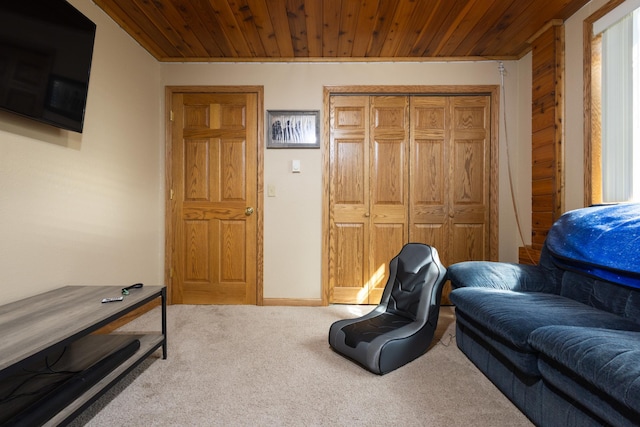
267,110,320,148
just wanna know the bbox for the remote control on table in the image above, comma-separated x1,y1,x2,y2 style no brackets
101,297,124,303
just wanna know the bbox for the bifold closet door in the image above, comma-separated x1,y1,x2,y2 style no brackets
329,95,409,304
409,95,491,297
328,94,490,304
409,97,449,262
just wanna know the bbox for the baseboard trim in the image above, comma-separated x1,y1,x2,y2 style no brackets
262,298,324,307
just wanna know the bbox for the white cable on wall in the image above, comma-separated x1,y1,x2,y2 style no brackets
498,61,536,264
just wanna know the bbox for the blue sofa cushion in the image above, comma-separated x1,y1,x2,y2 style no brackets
560,271,640,319
529,326,640,415
447,260,558,293
453,310,541,377
546,203,640,289
537,356,639,427
450,288,640,376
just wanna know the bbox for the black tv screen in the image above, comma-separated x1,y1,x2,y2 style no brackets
0,0,96,133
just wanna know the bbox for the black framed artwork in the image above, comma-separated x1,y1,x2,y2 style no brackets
267,110,320,148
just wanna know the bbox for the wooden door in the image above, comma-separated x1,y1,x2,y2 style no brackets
410,95,491,266
169,92,258,304
328,93,491,305
369,96,409,302
409,97,449,261
329,95,371,304
448,96,491,264
329,95,408,304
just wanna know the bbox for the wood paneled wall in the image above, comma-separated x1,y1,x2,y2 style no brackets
519,24,565,265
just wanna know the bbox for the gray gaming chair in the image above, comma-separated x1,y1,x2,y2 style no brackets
328,243,447,374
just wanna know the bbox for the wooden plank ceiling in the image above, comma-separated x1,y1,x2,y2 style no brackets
93,0,591,62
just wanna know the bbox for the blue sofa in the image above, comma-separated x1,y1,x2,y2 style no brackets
447,204,640,427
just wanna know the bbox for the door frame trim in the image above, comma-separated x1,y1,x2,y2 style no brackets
321,85,499,305
164,86,265,305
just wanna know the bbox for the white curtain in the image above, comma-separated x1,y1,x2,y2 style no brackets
601,9,640,202
634,12,640,202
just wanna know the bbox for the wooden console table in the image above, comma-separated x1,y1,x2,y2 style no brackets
0,285,166,426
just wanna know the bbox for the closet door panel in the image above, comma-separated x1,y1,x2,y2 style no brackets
372,139,405,205
329,96,372,303
452,138,486,205
370,223,406,301
410,97,449,263
332,222,369,303
369,96,409,304
449,96,491,263
452,223,486,262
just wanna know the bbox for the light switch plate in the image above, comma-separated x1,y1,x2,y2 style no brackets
292,159,301,173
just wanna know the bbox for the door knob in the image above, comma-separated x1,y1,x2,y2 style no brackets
245,207,255,216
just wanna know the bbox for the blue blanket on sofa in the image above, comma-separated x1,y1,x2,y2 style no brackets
546,203,640,289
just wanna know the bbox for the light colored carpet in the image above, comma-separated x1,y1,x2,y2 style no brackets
70,305,533,426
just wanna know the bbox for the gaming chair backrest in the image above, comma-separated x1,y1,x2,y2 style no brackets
386,244,437,321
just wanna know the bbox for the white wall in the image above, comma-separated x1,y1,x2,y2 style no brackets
0,0,601,305
0,0,163,304
162,61,528,299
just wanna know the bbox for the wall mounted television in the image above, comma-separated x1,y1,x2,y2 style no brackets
0,0,96,133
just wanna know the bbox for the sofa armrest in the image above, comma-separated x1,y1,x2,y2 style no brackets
448,261,556,293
